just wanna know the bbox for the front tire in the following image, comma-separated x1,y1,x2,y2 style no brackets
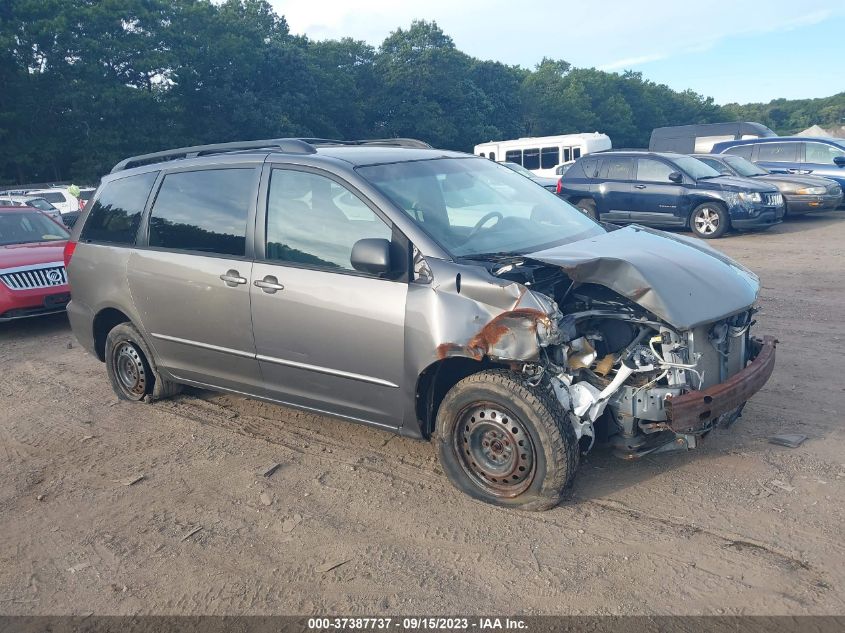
690,202,729,239
435,370,578,511
105,323,181,402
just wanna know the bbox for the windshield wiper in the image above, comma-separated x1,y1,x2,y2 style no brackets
462,251,523,261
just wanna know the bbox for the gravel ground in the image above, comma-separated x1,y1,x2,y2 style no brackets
1,212,843,616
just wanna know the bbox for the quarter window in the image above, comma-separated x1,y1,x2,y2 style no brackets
522,148,540,170
489,152,496,161
266,169,392,272
757,142,799,162
805,142,845,164
636,159,675,182
148,168,254,257
80,172,158,245
541,147,559,169
581,158,599,178
504,150,522,165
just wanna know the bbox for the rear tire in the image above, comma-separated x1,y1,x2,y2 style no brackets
690,202,729,239
575,198,599,221
435,369,578,511
105,323,181,402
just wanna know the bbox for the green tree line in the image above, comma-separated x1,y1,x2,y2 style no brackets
1,0,842,186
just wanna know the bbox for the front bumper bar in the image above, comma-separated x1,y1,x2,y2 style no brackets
665,336,777,433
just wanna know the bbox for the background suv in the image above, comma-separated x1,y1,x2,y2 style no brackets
694,154,842,216
711,136,845,194
558,150,784,238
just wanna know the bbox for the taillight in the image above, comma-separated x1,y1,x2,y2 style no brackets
78,198,84,210
63,240,77,268
555,178,562,194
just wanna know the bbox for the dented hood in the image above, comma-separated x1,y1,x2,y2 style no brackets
528,226,759,329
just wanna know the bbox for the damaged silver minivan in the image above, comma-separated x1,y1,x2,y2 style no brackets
65,138,777,510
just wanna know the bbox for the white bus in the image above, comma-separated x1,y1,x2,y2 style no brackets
474,132,612,177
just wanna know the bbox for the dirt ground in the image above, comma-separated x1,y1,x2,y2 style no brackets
1,212,844,616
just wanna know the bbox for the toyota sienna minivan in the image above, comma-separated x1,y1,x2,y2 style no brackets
65,138,776,510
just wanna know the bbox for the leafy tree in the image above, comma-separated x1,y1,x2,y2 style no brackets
0,1,840,186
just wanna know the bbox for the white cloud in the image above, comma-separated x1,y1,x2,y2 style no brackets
599,54,666,71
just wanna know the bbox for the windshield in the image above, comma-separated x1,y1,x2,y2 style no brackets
0,211,69,246
358,157,603,257
723,156,768,177
672,155,721,180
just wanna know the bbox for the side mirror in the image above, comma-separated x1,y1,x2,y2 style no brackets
668,171,683,183
350,238,391,275
834,156,845,167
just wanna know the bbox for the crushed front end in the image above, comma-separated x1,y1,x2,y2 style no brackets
537,287,776,458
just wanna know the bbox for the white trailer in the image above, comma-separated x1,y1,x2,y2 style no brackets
474,132,612,177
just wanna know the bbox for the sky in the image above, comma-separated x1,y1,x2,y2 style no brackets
268,0,845,105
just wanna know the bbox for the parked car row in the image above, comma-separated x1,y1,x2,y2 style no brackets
548,136,844,239
0,185,95,213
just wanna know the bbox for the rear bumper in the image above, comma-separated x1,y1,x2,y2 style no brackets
665,336,777,433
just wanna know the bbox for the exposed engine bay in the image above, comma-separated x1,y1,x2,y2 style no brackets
447,255,765,459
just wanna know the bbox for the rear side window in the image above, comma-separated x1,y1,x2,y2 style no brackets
148,168,255,257
724,145,753,159
599,157,634,180
757,142,798,162
81,172,158,244
505,150,521,165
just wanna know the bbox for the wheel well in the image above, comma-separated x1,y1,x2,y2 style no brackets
415,357,496,438
93,308,131,361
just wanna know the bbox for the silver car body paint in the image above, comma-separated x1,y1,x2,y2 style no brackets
67,146,772,452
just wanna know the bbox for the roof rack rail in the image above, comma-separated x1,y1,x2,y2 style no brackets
110,138,317,173
302,138,432,149
111,137,433,174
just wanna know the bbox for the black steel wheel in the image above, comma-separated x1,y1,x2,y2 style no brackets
104,322,181,402
112,341,148,398
454,402,536,498
435,369,578,511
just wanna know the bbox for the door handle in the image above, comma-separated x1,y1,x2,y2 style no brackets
254,275,284,293
634,184,646,189
219,270,247,287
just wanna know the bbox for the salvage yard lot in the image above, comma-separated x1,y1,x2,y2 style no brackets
1,213,844,615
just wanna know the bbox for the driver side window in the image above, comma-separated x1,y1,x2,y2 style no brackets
266,169,392,272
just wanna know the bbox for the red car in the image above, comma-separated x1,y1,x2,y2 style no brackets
0,206,71,322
